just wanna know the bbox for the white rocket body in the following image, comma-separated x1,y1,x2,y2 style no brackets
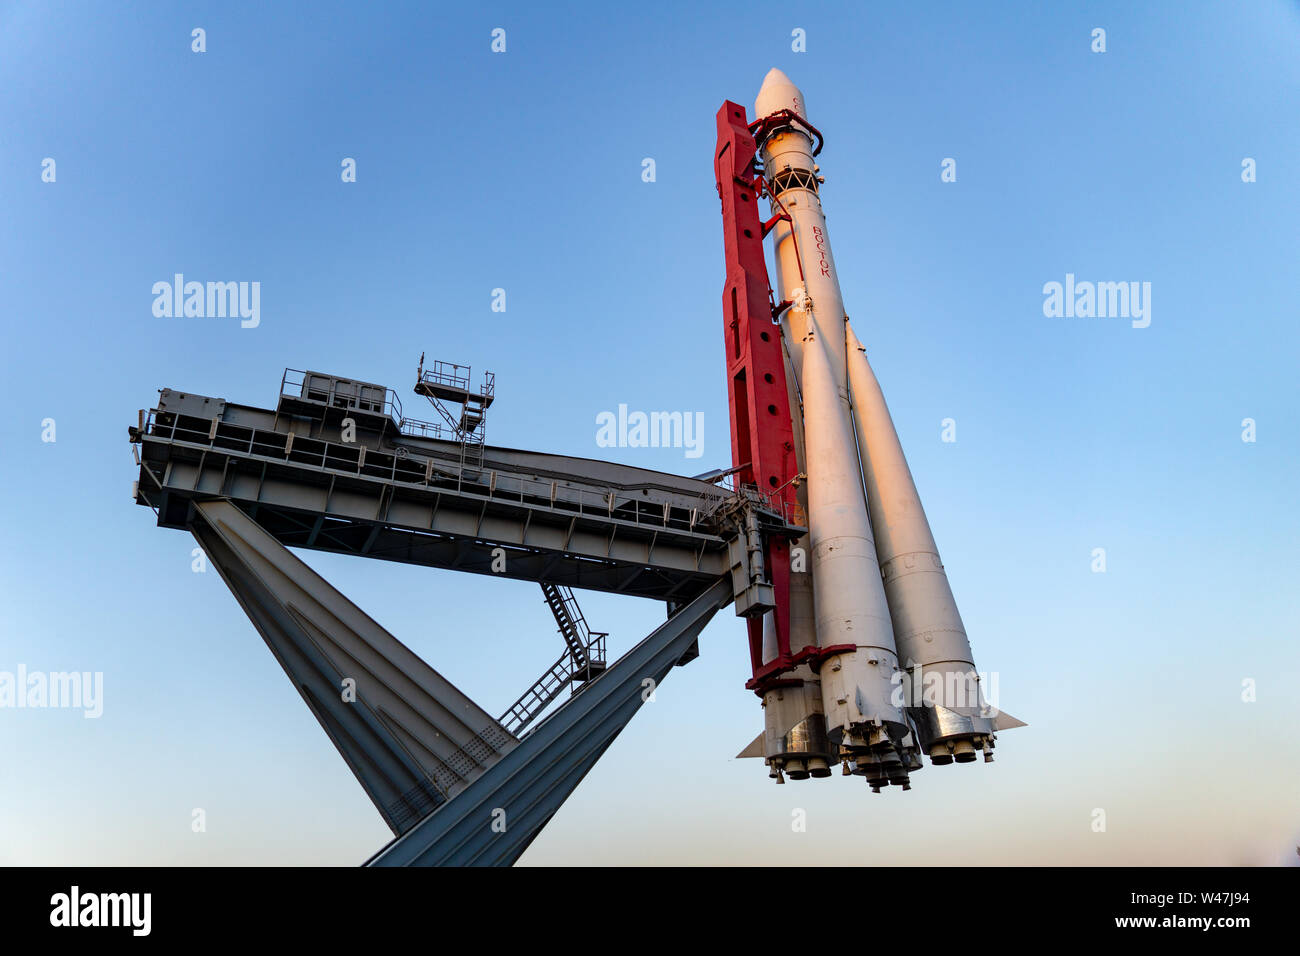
747,69,1016,783
753,70,911,769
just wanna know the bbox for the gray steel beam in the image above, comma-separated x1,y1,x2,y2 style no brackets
131,383,804,604
189,499,517,835
148,449,727,570
364,577,732,866
138,453,730,600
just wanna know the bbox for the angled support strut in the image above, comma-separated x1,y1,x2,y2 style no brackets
188,498,517,836
366,577,733,866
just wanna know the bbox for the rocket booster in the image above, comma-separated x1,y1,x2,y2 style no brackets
732,68,1019,788
751,337,834,784
846,326,1017,762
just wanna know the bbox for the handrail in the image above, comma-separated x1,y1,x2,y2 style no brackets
140,407,755,535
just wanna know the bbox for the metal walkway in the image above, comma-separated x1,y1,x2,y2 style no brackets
129,376,778,602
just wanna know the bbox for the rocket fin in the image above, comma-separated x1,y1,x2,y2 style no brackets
737,732,766,759
989,709,1027,731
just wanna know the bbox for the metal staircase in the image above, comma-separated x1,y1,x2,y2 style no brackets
499,584,608,735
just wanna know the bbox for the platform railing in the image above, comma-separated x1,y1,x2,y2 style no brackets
420,361,471,392
140,407,741,537
397,417,450,440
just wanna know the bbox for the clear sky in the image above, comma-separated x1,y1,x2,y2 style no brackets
1,1,1297,866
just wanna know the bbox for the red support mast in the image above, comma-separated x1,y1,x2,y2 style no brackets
713,101,805,692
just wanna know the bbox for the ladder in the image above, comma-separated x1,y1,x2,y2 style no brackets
413,356,494,474
499,585,608,735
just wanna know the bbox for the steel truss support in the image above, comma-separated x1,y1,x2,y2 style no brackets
188,499,518,836
365,577,732,866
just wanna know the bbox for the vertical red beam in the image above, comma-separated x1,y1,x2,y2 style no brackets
714,101,799,679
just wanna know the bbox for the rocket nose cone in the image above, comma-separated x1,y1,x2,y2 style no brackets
755,67,807,121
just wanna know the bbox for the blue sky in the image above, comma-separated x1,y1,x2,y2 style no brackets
1,1,1297,865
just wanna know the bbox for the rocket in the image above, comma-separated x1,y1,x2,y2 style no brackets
726,70,1021,790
